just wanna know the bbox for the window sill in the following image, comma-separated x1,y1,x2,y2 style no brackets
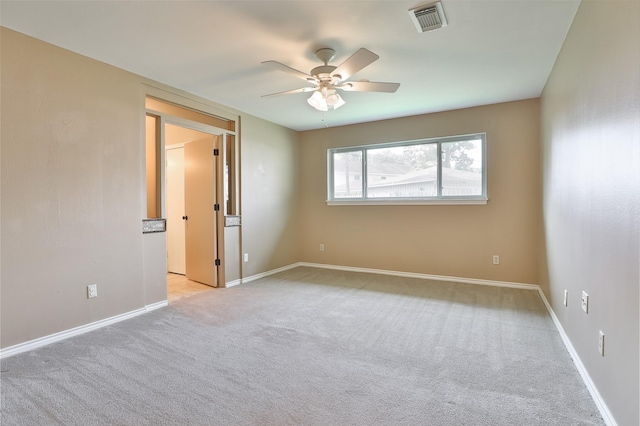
326,198,488,206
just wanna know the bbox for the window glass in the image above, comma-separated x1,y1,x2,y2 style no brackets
441,139,483,197
328,134,486,204
366,144,437,198
332,150,363,198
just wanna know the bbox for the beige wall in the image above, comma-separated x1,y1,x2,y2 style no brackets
299,100,541,284
224,226,241,283
540,1,640,425
1,28,146,346
240,114,300,277
143,232,168,305
0,28,300,348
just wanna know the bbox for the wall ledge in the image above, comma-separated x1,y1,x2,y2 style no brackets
0,300,168,360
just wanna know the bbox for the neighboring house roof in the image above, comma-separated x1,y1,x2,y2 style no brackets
335,166,480,192
333,158,412,176
367,167,480,188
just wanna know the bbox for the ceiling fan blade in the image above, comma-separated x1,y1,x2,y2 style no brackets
261,60,316,82
338,81,400,93
331,48,379,82
261,87,317,98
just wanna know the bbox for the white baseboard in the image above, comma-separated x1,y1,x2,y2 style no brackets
0,300,168,360
536,289,617,426
145,300,169,312
224,279,242,288
298,262,540,290
241,263,300,284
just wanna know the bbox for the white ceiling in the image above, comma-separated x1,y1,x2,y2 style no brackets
1,0,580,131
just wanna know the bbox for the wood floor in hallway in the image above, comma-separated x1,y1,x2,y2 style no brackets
167,273,214,303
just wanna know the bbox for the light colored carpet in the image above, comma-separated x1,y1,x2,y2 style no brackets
1,267,603,425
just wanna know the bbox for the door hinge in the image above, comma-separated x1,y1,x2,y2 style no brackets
215,259,221,266
214,203,220,211
213,148,220,156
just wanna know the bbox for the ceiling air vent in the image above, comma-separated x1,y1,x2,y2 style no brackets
409,2,448,33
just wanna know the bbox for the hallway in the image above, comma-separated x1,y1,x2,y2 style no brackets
167,273,214,303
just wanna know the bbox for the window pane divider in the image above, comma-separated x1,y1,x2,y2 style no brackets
437,142,443,198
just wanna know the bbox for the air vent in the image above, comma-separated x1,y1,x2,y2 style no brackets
409,2,448,33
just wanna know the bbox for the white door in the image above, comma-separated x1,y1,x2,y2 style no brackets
166,147,186,274
184,137,218,287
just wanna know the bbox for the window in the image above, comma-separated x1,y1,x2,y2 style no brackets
327,134,487,205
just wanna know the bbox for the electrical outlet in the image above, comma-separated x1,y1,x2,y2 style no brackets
319,244,325,252
581,291,589,313
243,253,249,262
598,331,605,356
87,284,98,299
492,255,499,265
563,290,568,307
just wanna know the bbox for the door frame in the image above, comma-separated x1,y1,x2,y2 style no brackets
148,112,231,288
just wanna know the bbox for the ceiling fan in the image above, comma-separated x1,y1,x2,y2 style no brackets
261,47,400,111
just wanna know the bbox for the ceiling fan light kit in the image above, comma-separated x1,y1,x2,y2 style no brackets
262,47,400,112
325,89,344,107
307,90,328,111
307,87,346,111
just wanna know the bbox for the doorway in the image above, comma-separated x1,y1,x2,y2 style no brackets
165,123,221,298
145,95,238,303
167,272,212,303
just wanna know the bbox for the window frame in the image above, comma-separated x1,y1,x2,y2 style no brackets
327,133,488,205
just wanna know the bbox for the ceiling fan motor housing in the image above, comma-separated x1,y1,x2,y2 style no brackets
312,48,344,83
310,65,337,80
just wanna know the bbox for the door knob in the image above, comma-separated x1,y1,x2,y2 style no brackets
182,216,188,220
